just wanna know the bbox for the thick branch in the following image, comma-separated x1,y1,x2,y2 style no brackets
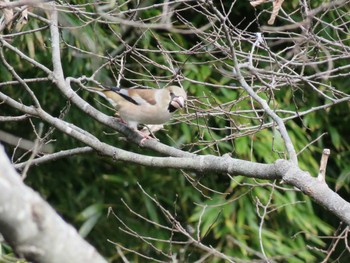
276,160,350,226
0,145,107,263
2,89,350,226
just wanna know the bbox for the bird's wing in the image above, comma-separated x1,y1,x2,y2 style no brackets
86,86,140,107
123,88,158,106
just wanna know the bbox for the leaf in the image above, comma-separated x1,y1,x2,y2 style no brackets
336,167,350,191
79,213,101,238
143,195,159,224
77,203,104,220
2,0,13,30
76,203,104,237
328,126,341,150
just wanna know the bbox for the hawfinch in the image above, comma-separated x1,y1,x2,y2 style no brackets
87,85,187,141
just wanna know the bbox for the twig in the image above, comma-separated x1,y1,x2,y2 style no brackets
268,0,285,25
116,246,130,263
14,146,93,170
0,129,53,153
21,122,44,179
317,149,330,183
0,0,45,9
256,182,276,263
197,205,207,241
297,133,328,155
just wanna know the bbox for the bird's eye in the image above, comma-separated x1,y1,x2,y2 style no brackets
170,92,175,97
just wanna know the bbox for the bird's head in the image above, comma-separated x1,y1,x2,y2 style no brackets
166,85,187,112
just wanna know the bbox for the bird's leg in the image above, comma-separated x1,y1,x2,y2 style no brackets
118,118,127,125
113,113,127,125
138,125,162,145
141,125,164,141
136,129,155,146
140,124,164,137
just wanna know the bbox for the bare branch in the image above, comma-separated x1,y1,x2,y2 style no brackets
317,149,330,183
1,0,350,260
268,0,284,25
14,146,93,170
0,129,53,153
0,144,107,263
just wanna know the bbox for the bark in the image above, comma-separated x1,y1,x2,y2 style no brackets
0,145,107,263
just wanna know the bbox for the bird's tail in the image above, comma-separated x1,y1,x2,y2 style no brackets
85,86,104,92
85,86,121,108
85,85,120,97
84,86,107,100
85,85,120,93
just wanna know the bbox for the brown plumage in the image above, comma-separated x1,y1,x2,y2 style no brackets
87,85,187,132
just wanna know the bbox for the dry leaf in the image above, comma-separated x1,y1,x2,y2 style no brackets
1,0,14,30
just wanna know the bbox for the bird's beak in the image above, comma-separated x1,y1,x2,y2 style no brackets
170,96,185,109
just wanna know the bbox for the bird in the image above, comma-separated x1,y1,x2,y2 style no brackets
86,85,187,143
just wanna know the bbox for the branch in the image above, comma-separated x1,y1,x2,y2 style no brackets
317,149,330,183
0,129,53,153
249,0,285,25
200,0,298,164
0,0,45,9
46,4,194,157
276,160,350,226
0,144,107,263
1,88,350,226
268,0,284,25
14,146,94,169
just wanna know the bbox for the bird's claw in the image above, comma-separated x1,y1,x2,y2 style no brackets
139,132,153,146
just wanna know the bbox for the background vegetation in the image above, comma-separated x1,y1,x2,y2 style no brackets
0,0,349,262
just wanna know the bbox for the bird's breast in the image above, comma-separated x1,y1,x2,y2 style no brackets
118,104,172,125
